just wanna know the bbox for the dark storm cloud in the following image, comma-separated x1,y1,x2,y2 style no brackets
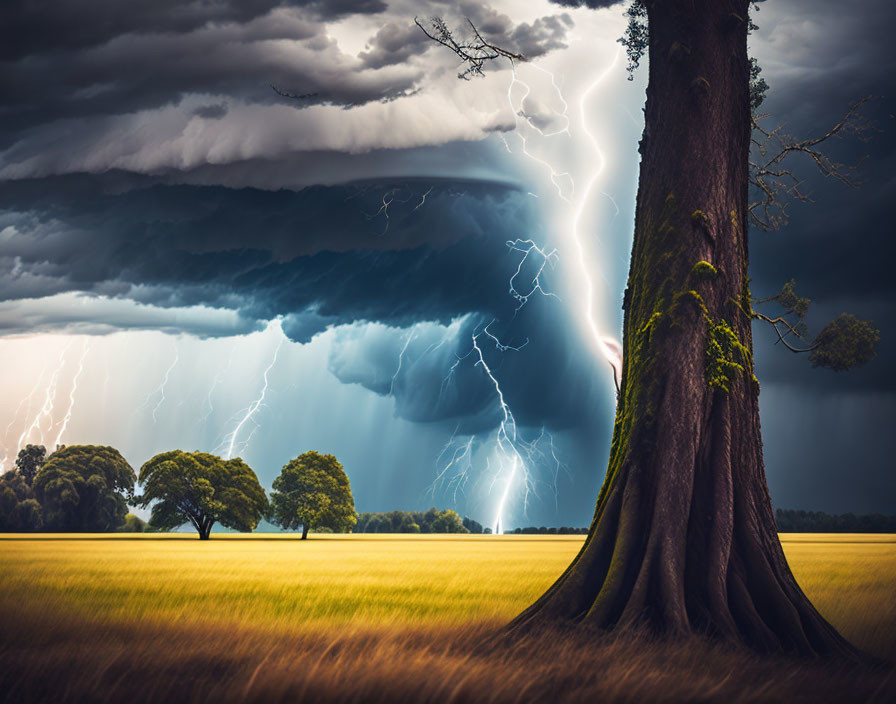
454,2,575,59
547,1,622,9
0,172,607,432
192,103,230,120
358,22,431,70
746,0,896,396
0,178,543,331
326,307,605,432
0,13,412,144
0,0,577,165
741,0,896,513
0,1,387,61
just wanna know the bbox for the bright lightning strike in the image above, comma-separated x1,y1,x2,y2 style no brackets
222,332,284,460
568,49,624,392
52,340,89,448
17,342,71,449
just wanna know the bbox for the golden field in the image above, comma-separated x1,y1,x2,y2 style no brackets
1,533,894,703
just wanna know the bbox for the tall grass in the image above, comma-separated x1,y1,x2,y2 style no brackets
1,534,894,702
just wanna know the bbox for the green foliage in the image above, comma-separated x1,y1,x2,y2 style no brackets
462,516,485,534
619,0,647,79
269,451,356,536
136,451,267,539
0,470,43,531
756,282,878,372
355,508,470,534
119,513,146,533
706,319,750,393
749,57,769,111
770,279,811,337
15,444,46,486
33,445,134,532
809,314,880,372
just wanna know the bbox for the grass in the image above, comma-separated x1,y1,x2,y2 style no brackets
1,533,894,702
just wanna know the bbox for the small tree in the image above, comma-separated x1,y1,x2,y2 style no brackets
135,451,267,540
15,444,47,486
269,451,356,539
33,445,134,532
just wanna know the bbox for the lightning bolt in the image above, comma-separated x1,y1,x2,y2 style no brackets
413,186,434,212
17,342,72,449
146,348,179,424
507,66,574,202
448,51,624,529
506,238,560,312
502,54,624,388
222,333,284,460
470,332,523,534
568,49,624,391
198,349,234,429
2,363,48,469
52,340,89,448
390,326,416,396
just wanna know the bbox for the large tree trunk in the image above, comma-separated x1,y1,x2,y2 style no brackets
512,0,854,657
301,524,309,540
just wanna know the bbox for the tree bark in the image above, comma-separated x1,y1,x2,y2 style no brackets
511,0,855,657
197,516,212,540
301,524,309,540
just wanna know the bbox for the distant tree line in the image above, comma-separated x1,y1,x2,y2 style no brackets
355,508,471,533
1,445,355,539
509,526,589,535
776,509,896,533
12,443,890,537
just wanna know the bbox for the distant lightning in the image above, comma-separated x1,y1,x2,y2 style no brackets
390,327,416,396
17,342,71,449
470,332,524,534
432,430,475,505
371,190,395,234
506,64,574,201
147,348,179,424
506,238,560,312
198,350,234,428
52,340,89,448
222,333,284,460
2,363,47,469
413,187,434,212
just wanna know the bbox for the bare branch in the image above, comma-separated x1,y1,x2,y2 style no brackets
414,16,525,80
749,96,872,231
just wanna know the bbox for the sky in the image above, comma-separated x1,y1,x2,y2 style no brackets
0,0,893,530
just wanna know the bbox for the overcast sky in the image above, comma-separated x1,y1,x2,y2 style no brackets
0,0,893,528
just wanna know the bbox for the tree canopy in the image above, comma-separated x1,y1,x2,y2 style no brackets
269,451,356,539
0,470,43,531
32,445,135,532
355,508,469,534
135,450,267,539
